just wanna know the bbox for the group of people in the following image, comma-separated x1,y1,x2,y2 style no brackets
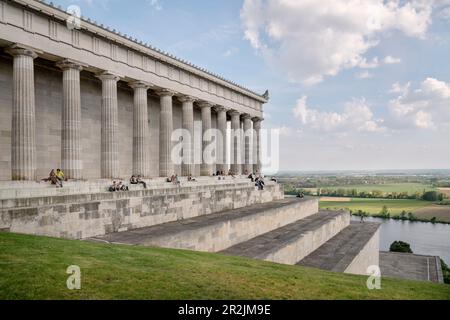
42,168,271,192
167,174,181,185
109,175,147,192
247,172,265,190
109,181,129,192
42,169,65,188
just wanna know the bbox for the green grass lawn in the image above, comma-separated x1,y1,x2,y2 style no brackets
306,183,436,195
0,233,449,300
320,198,431,215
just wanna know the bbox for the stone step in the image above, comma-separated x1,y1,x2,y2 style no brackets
0,177,255,200
0,179,268,210
297,222,381,275
221,210,350,265
1,183,285,240
90,197,319,252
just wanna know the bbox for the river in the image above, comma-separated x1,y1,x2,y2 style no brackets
351,216,450,264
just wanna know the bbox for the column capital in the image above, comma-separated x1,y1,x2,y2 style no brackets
178,95,197,103
197,101,213,109
252,116,264,123
56,59,86,71
129,80,151,90
213,105,228,113
242,113,253,120
96,71,121,82
228,110,241,117
6,44,41,59
155,88,177,97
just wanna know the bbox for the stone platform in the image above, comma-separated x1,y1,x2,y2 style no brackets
0,178,284,239
297,222,380,275
221,210,350,265
91,197,319,252
380,251,444,283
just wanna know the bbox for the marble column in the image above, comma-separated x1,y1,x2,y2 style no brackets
6,45,39,181
230,110,241,175
253,117,262,174
57,59,84,180
157,89,175,177
214,106,227,173
97,72,120,179
130,81,150,177
243,114,253,175
199,102,213,176
180,96,196,177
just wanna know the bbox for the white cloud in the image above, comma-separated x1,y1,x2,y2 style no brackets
388,78,450,130
390,82,411,94
241,0,438,85
148,0,162,11
384,55,402,64
223,47,239,57
293,96,385,133
356,71,373,79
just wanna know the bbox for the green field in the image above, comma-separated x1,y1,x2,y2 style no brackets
1,233,449,300
320,198,431,215
306,183,436,195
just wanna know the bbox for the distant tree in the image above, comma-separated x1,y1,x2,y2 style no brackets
438,193,444,202
422,191,439,201
379,205,390,218
441,259,450,284
390,241,413,253
400,211,407,220
431,217,437,224
407,212,417,221
358,211,369,222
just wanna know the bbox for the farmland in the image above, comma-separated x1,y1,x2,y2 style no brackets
319,198,450,223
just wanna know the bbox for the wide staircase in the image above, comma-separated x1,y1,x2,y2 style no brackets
1,178,380,276
91,195,380,276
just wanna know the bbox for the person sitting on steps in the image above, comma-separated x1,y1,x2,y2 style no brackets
55,169,65,188
131,175,147,189
109,181,118,192
42,169,60,186
137,175,147,189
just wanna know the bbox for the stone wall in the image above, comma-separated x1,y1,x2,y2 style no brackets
145,198,319,252
264,211,351,265
0,183,284,239
344,229,380,276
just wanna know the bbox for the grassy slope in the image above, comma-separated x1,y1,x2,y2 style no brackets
0,233,449,300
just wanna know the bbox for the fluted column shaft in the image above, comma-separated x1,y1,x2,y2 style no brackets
180,96,195,177
199,102,213,176
7,45,38,181
97,72,120,179
253,118,262,174
158,90,175,177
130,82,150,177
57,60,83,180
215,106,227,173
230,111,241,175
243,115,253,174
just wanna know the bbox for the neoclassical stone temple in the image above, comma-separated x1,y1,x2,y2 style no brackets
1,1,427,283
0,0,266,181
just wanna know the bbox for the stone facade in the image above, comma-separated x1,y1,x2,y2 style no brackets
0,0,267,181
0,182,284,239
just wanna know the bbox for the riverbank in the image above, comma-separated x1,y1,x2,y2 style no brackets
319,197,450,223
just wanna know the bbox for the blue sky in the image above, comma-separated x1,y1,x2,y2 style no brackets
53,0,450,171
